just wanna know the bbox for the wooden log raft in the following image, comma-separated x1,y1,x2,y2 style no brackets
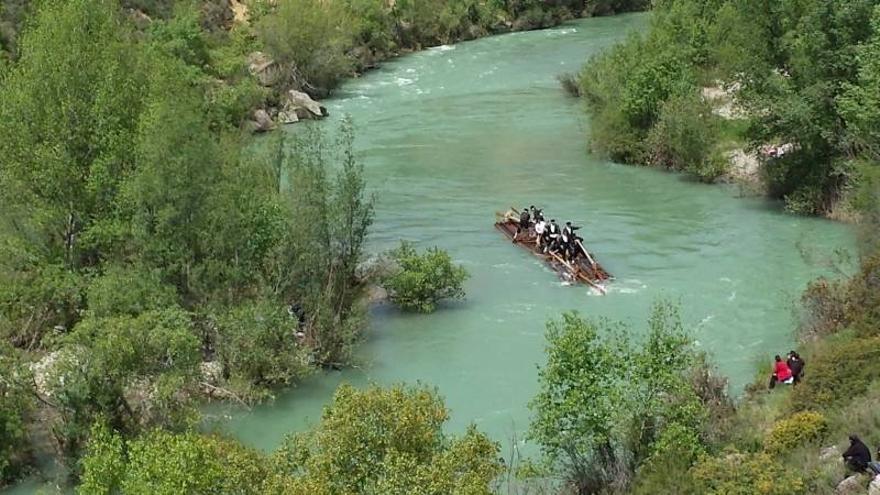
494,209,611,293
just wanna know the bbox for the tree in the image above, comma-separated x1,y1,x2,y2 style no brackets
528,312,625,493
213,299,312,396
0,0,146,344
78,424,268,495
839,6,880,161
265,120,375,366
0,343,32,483
528,302,708,493
44,308,200,459
271,383,503,494
383,241,469,313
258,0,355,96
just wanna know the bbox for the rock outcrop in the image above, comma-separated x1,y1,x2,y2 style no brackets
278,89,327,124
836,474,865,495
249,108,276,133
247,51,284,87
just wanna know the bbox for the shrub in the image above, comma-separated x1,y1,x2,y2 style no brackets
763,411,828,455
789,336,880,411
271,384,503,494
645,92,725,181
214,300,312,391
557,72,581,97
86,264,178,318
0,344,31,483
258,0,355,96
690,450,806,495
78,425,269,494
848,252,880,337
383,241,468,313
798,277,850,340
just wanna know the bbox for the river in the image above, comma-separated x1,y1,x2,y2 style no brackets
214,13,854,455
3,12,856,494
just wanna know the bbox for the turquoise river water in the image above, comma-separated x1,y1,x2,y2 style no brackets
214,13,855,455
4,12,857,494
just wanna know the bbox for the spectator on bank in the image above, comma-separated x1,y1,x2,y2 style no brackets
768,355,793,389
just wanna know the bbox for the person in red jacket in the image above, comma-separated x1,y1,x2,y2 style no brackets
768,355,794,389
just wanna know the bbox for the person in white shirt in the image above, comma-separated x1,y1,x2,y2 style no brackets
534,218,546,249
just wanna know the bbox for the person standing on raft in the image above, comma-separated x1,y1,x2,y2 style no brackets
513,207,531,243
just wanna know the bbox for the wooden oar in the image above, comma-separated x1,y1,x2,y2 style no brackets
576,240,598,269
548,251,606,295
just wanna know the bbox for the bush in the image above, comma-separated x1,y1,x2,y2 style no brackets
0,344,31,484
763,411,828,455
789,336,880,411
383,241,468,313
645,92,726,181
271,383,503,494
258,0,355,96
798,277,850,340
78,425,269,494
690,450,806,495
557,72,581,97
848,252,880,337
214,300,312,392
87,264,178,318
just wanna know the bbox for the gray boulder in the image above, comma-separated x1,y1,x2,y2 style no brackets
247,51,283,87
250,109,276,133
836,474,865,494
279,89,326,124
869,475,880,495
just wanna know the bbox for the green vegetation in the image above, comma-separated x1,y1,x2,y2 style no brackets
0,0,376,483
271,383,503,494
253,0,649,98
763,411,828,456
383,241,470,313
528,302,730,492
578,0,880,215
77,384,502,494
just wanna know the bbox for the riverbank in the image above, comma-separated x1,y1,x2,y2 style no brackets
574,0,879,220
238,0,650,130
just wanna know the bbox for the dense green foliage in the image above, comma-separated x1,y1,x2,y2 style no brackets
580,0,880,214
254,0,649,98
383,241,470,313
78,424,269,495
528,302,727,493
272,383,503,494
0,0,375,481
79,384,502,494
0,344,32,483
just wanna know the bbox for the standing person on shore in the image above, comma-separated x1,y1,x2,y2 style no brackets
787,351,805,384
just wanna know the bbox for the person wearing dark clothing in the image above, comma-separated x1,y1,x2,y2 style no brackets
544,219,560,253
530,205,544,222
787,351,805,384
558,222,581,261
513,207,531,243
843,435,872,473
